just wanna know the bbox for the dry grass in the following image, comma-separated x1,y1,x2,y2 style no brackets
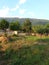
0,35,49,65
0,35,49,51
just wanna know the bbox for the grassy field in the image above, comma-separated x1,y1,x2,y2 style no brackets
0,35,49,65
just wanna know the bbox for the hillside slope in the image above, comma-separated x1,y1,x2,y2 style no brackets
0,17,49,25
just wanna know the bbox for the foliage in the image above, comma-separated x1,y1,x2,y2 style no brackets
0,19,9,30
22,19,32,32
9,21,20,31
32,24,49,35
0,19,49,35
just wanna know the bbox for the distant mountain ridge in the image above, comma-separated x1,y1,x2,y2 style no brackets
0,17,49,25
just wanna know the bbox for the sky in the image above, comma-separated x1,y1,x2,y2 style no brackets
0,0,49,19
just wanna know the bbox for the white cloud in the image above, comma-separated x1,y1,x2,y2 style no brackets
19,9,26,15
0,6,35,18
10,0,27,11
11,5,19,11
0,0,27,17
0,7,9,17
19,0,26,5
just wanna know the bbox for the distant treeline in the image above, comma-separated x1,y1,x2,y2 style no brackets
0,19,49,35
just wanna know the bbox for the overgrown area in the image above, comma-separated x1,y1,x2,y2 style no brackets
0,19,49,65
0,35,49,65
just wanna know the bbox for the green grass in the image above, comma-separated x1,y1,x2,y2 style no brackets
1,35,49,65
3,44,49,65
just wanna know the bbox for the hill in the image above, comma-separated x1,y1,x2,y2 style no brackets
0,17,49,25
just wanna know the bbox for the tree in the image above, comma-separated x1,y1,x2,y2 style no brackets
0,19,9,31
9,21,20,31
0,19,9,37
32,25,45,35
44,24,49,35
22,19,32,33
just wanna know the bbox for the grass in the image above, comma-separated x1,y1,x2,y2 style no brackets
0,35,49,65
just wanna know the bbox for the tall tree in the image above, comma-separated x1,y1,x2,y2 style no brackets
22,19,32,33
0,19,9,31
0,19,9,37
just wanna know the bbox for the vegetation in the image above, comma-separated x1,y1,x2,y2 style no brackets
0,19,9,31
9,21,20,31
0,19,49,35
22,19,32,33
32,24,49,35
0,36,49,65
0,19,9,37
0,18,49,65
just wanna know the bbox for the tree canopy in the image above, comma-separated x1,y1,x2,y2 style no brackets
9,21,20,31
0,19,9,30
22,19,32,32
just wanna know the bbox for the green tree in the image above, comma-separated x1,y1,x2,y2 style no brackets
22,19,32,33
0,19,9,37
44,24,49,35
0,19,9,31
32,25,45,34
9,21,20,31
